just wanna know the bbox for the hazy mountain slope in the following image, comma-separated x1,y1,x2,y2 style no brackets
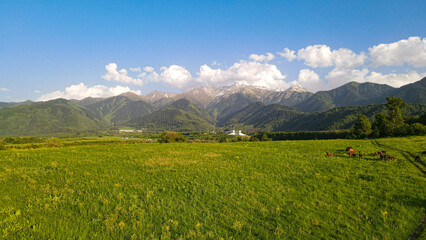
0,99,108,135
0,100,34,109
268,88,313,106
174,86,223,108
207,93,258,122
77,97,106,106
219,102,266,125
295,82,397,112
142,90,178,103
167,98,215,123
220,84,274,100
126,99,214,132
221,102,303,130
84,93,154,125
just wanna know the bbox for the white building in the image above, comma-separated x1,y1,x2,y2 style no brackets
225,130,248,137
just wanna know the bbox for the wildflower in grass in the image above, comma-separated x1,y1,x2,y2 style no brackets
187,229,196,237
161,225,171,240
170,219,179,229
105,218,115,231
146,190,153,199
117,192,124,199
233,220,243,231
195,222,201,229
382,211,388,218
275,206,280,213
118,221,125,228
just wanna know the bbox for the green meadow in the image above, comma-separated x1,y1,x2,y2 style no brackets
0,137,425,239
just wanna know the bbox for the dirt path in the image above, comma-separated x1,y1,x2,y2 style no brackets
409,214,426,240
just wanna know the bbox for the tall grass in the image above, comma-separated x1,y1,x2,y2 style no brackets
0,137,425,239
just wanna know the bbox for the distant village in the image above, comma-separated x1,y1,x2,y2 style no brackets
118,129,249,137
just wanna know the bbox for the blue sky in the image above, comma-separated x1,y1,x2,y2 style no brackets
0,0,425,102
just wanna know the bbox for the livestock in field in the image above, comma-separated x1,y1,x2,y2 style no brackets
347,147,356,157
379,151,387,160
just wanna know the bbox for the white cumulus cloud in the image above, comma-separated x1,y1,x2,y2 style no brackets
143,66,155,72
129,67,141,72
137,71,160,82
160,65,194,90
365,71,426,87
295,69,325,92
369,36,426,67
298,45,334,68
102,63,142,86
197,60,288,89
0,88,10,92
332,48,367,69
37,83,141,101
277,48,297,62
325,68,370,89
325,68,425,89
249,52,275,62
298,45,366,68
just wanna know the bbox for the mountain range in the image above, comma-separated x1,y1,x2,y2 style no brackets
0,77,425,135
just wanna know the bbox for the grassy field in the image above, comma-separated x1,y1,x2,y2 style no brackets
0,137,425,239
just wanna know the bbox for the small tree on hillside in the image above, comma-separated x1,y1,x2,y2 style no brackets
372,112,392,137
353,115,372,138
373,97,408,137
386,96,406,134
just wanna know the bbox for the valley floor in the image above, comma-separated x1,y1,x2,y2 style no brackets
0,137,425,239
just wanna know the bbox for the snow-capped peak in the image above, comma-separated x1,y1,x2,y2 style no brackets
285,85,310,93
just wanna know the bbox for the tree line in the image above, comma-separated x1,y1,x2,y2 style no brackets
352,97,425,138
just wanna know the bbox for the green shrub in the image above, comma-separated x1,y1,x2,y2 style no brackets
409,123,426,135
352,115,372,138
43,138,64,148
158,131,186,143
249,137,259,142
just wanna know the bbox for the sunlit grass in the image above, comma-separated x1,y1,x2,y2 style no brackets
0,137,425,239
